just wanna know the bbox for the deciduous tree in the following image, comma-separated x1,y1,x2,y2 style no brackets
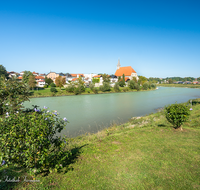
55,76,66,89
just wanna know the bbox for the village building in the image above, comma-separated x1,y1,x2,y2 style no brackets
46,72,66,83
114,59,139,81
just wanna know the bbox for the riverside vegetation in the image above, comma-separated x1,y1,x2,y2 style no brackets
0,77,200,189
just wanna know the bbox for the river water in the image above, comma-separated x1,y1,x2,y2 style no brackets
24,87,200,137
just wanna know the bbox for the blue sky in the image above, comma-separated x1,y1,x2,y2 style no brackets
0,0,199,78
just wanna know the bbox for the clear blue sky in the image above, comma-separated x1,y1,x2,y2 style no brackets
0,0,199,78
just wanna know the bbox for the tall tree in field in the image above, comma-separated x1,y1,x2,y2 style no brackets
55,76,66,89
0,65,9,79
22,71,33,84
28,75,36,90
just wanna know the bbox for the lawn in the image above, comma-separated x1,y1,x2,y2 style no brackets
0,99,200,190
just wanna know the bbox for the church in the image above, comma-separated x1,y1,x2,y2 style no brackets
114,59,139,81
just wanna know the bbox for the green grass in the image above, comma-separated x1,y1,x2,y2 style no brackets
157,83,200,88
1,99,200,189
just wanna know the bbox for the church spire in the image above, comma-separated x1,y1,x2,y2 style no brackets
117,59,121,70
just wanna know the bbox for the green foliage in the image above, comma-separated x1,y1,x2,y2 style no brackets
128,80,137,89
0,78,30,115
28,75,36,90
73,88,80,95
114,83,120,92
22,71,33,84
102,74,110,83
50,87,57,93
0,65,9,79
135,83,140,91
66,84,75,93
89,83,95,90
168,79,173,84
44,84,48,88
78,76,84,85
165,103,190,129
92,78,100,84
78,84,85,93
142,82,149,90
138,76,148,85
92,88,99,94
50,83,56,87
0,107,68,174
99,82,111,92
45,77,53,86
151,83,157,89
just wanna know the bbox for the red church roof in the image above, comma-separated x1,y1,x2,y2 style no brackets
115,66,136,76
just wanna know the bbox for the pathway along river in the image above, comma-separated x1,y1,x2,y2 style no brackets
24,87,200,137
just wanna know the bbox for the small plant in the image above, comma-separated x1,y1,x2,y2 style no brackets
165,103,191,130
50,87,57,93
66,84,75,93
92,88,99,94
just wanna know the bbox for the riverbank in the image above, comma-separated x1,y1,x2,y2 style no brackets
1,98,200,189
29,86,157,98
157,83,200,88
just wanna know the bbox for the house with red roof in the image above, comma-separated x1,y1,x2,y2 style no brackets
114,59,139,81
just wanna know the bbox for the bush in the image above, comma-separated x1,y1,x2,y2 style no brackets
128,80,136,89
66,84,75,93
50,83,56,87
92,88,99,94
43,84,48,88
119,80,125,87
89,83,95,90
99,82,111,92
136,84,140,91
151,83,156,89
78,84,85,93
0,106,68,174
114,83,120,92
74,88,80,95
142,82,149,90
50,87,57,93
165,103,191,130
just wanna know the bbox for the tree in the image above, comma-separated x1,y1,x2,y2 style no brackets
0,78,31,115
22,71,33,84
28,75,36,90
78,76,84,85
102,73,110,83
45,77,53,86
118,74,126,87
55,76,66,89
138,76,148,85
168,79,173,84
0,65,9,79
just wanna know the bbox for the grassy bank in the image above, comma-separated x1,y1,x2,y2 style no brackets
157,83,200,88
29,86,155,98
1,99,200,189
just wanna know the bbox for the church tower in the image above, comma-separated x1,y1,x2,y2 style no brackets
117,59,121,70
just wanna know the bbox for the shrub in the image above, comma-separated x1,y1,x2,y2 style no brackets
66,84,75,93
165,103,191,130
99,82,111,92
43,84,48,88
92,88,99,94
78,84,85,93
74,88,80,95
50,87,57,93
128,80,136,89
114,83,120,92
0,106,68,174
142,82,149,90
89,83,95,90
50,83,56,87
151,83,156,89
136,84,140,91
